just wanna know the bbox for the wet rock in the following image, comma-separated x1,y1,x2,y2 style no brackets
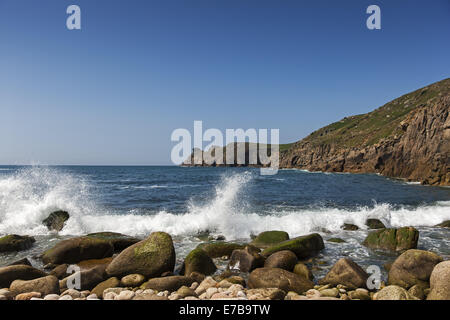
42,210,69,232
427,261,450,300
8,257,32,267
264,250,298,271
319,258,369,290
0,265,47,288
388,249,443,288
341,223,359,231
261,233,324,259
327,238,346,243
10,275,59,296
182,248,217,276
0,235,35,252
106,232,175,278
228,245,265,273
77,257,113,271
363,227,419,252
41,236,114,265
196,242,245,259
366,218,386,229
176,285,197,298
248,267,314,294
250,231,290,248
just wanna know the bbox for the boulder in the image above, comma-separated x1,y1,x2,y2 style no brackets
373,285,416,300
106,232,175,278
196,242,245,258
10,275,59,296
250,231,289,248
388,249,443,288
0,235,35,252
293,263,314,281
363,227,419,252
248,267,314,294
120,274,146,287
8,257,32,266
228,245,265,273
182,248,217,276
41,236,114,265
366,218,386,229
435,220,450,228
42,210,69,231
341,223,359,231
91,277,121,298
141,276,194,292
319,258,369,290
60,265,107,291
264,250,297,271
427,261,450,300
261,233,324,259
86,232,140,251
0,265,47,288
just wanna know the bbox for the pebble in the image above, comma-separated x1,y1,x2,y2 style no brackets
58,295,73,300
15,292,41,300
206,287,219,299
61,289,82,299
115,290,135,300
44,294,60,300
103,292,117,300
86,294,99,300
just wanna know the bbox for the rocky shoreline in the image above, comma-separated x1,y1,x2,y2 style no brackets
0,211,449,301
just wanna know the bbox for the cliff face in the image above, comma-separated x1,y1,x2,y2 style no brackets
280,79,450,186
183,79,450,186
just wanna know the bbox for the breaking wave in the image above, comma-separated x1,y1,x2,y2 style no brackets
0,167,449,239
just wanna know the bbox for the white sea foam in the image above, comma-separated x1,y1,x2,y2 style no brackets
0,167,449,239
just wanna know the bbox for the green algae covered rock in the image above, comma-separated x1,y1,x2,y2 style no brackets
261,233,324,259
363,227,419,252
106,232,175,278
250,231,290,248
182,248,217,276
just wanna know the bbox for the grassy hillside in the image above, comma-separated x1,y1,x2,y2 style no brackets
301,78,450,148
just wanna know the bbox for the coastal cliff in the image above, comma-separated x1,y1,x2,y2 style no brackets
184,79,450,186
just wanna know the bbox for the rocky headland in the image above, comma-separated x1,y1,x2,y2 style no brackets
184,78,450,186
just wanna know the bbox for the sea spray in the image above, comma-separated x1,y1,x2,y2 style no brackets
0,167,449,240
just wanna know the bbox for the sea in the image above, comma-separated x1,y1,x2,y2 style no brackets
0,165,449,280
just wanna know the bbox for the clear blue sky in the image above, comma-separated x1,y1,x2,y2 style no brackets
0,0,449,165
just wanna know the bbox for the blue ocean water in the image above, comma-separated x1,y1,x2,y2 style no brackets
0,165,449,277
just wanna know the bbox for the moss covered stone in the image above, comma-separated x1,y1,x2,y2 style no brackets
363,227,419,252
42,210,70,231
366,218,386,229
196,242,245,258
106,232,175,278
182,248,217,276
261,233,324,259
250,231,290,248
86,232,140,251
435,220,450,228
0,234,35,252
